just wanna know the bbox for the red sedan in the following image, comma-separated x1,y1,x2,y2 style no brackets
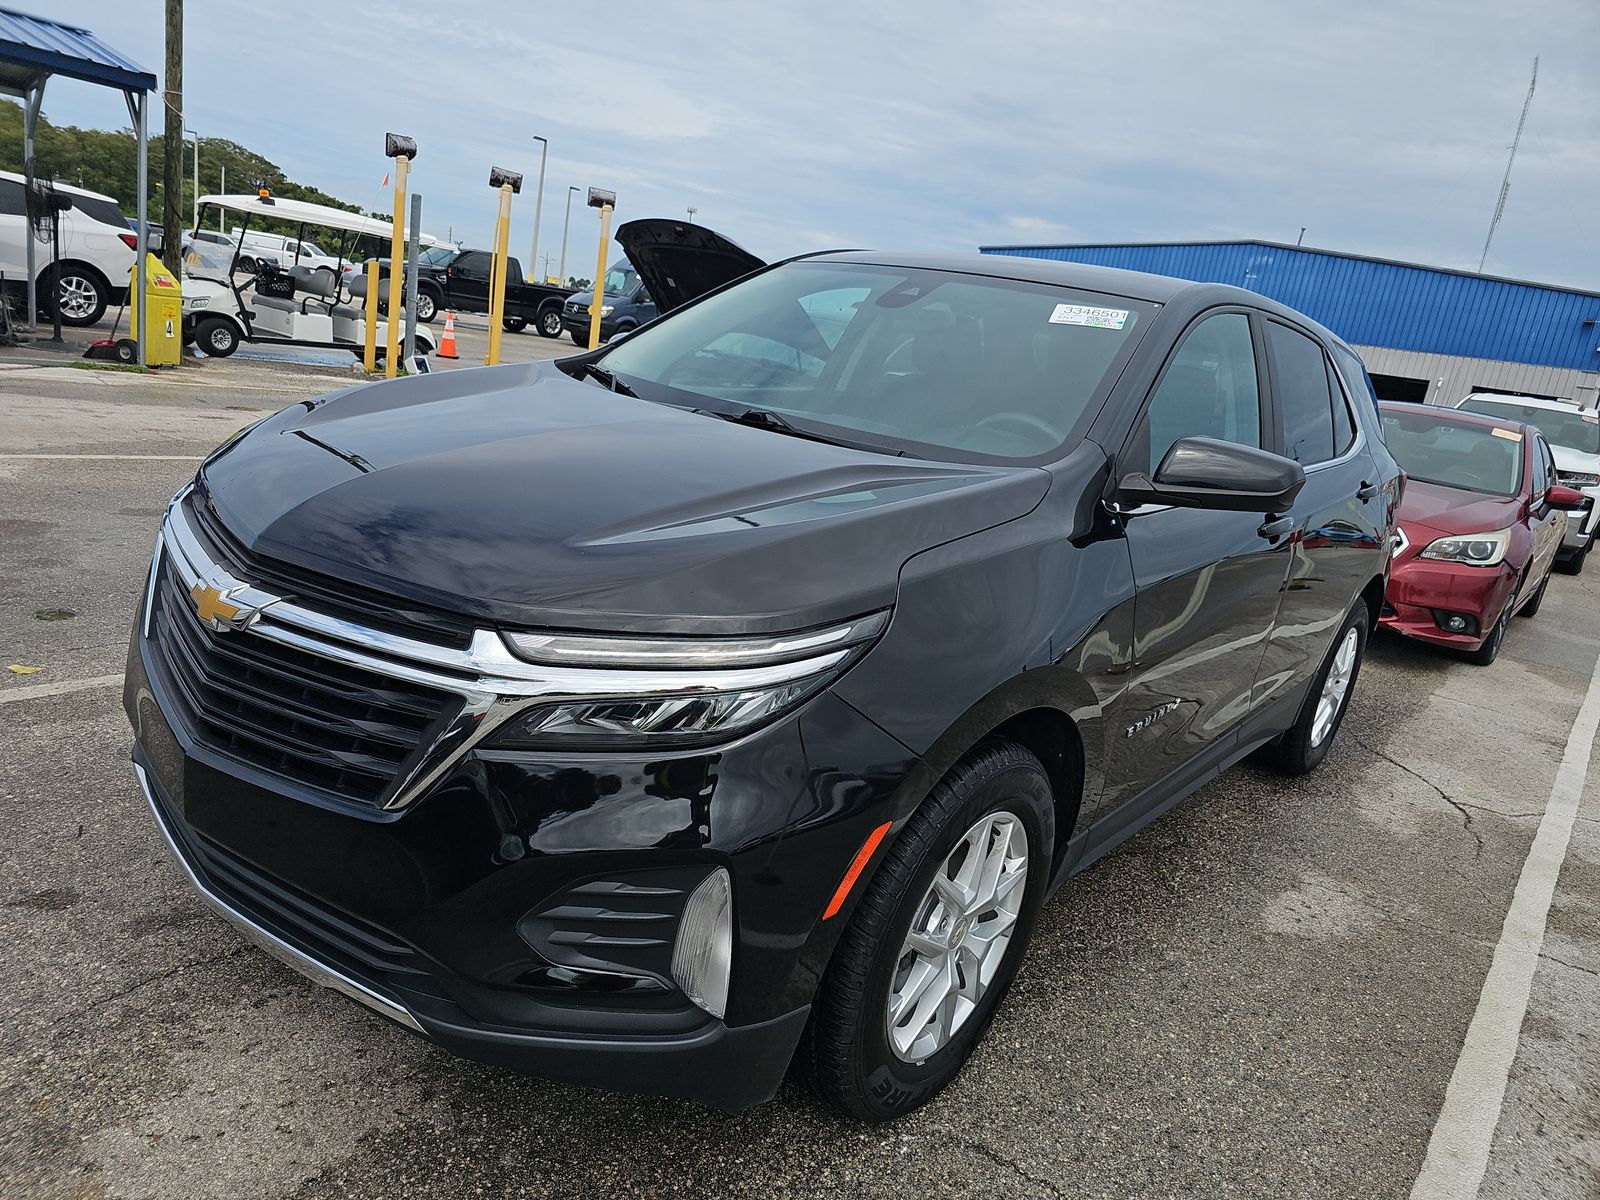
1378,402,1587,665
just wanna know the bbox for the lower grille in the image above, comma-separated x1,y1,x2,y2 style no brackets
149,553,460,807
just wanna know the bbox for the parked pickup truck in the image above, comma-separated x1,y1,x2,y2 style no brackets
412,248,574,337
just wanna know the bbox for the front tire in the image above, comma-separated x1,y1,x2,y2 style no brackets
194,317,239,358
1266,600,1369,775
799,738,1055,1122
502,315,528,333
1466,592,1514,666
1518,575,1548,618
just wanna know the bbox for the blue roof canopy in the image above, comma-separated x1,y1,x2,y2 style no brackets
0,5,155,96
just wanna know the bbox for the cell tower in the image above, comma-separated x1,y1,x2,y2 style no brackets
1478,57,1538,273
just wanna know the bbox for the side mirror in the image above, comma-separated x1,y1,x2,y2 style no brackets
1547,484,1588,511
1119,436,1307,513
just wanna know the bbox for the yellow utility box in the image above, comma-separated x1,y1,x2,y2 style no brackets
127,254,182,367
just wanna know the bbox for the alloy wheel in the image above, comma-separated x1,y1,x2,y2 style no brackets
58,275,98,319
1310,627,1359,748
885,811,1029,1063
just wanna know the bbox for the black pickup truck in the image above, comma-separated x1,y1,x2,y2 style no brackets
412,248,575,337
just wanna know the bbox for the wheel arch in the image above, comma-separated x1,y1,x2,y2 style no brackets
1359,572,1386,630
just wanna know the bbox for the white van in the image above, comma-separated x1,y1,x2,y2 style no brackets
0,169,137,325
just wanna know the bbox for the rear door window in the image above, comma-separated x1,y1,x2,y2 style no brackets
1267,321,1336,465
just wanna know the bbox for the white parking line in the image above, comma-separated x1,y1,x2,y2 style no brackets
0,454,203,461
0,674,125,704
1410,645,1600,1198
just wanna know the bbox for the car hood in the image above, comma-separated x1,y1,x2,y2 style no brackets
614,219,766,313
1551,443,1600,475
1397,478,1522,537
197,361,1049,635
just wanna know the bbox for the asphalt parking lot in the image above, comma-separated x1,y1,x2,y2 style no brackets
1,361,1596,1199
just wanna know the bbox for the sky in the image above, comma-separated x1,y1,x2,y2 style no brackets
29,0,1600,288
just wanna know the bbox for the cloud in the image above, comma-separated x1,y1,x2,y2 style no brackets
27,0,1600,287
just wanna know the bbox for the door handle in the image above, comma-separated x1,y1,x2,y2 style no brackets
1356,480,1379,501
1258,516,1295,542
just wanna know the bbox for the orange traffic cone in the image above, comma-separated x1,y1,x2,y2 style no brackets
438,311,459,359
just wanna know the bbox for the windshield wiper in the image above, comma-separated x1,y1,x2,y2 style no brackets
579,362,637,397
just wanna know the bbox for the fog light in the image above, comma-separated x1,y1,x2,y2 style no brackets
671,868,732,1019
1440,613,1470,633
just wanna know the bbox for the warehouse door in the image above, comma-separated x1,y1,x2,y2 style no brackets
1369,373,1430,404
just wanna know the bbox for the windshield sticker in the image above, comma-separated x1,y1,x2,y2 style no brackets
1490,427,1523,441
1049,303,1129,330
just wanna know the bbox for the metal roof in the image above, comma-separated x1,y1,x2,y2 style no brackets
0,5,155,96
980,241,1600,372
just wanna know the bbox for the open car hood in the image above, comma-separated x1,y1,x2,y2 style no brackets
613,219,767,313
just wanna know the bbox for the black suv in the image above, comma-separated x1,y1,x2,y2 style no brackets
125,227,1398,1121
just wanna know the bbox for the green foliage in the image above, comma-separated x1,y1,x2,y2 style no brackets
0,103,385,250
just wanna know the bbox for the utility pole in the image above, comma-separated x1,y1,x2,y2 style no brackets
559,185,577,281
529,135,547,279
161,0,183,276
1479,56,1538,273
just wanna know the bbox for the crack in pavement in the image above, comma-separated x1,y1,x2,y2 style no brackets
55,945,251,1026
951,1136,1066,1198
1537,951,1600,980
1355,736,1487,861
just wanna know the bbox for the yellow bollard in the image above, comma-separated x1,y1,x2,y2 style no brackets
485,183,514,366
587,202,614,351
362,258,379,372
385,154,410,378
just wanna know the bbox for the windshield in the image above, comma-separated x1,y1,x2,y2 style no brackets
603,264,638,296
1381,408,1524,496
595,261,1151,462
419,245,456,266
182,240,238,279
1458,397,1600,454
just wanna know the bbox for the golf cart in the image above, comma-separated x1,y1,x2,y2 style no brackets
181,192,439,362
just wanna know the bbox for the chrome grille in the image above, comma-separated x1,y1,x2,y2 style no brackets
149,552,460,806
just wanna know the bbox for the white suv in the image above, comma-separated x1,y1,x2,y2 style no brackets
1455,392,1600,574
0,170,137,326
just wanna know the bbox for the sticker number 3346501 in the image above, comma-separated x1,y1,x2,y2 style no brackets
1049,303,1129,329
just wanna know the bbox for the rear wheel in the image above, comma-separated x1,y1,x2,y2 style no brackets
536,305,564,338
414,289,438,323
45,265,109,326
799,738,1055,1122
1266,601,1369,775
194,317,238,358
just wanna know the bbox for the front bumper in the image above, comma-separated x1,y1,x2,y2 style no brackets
1379,552,1517,650
124,503,917,1110
1558,486,1600,555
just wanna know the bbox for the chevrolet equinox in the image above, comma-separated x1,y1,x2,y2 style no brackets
125,226,1400,1121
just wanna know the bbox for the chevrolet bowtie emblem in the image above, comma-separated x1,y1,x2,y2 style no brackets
190,581,258,633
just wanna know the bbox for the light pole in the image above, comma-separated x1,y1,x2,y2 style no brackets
687,206,697,222
529,135,547,281
186,127,198,230
559,185,578,282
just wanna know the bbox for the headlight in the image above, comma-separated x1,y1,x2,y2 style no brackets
187,297,209,309
1559,471,1600,488
488,611,889,749
1419,527,1512,566
599,305,615,317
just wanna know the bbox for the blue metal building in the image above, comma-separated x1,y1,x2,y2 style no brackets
978,240,1600,408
